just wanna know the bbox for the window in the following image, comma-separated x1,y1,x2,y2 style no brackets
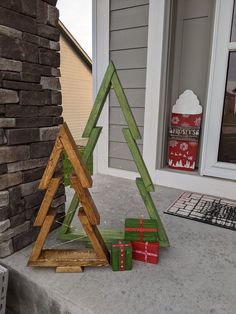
218,52,236,163
218,2,236,163
201,0,236,180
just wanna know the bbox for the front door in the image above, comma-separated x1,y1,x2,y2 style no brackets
201,0,236,180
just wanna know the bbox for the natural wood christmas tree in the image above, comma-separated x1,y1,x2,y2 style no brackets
28,123,110,272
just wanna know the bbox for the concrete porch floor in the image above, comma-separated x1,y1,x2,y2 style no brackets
2,174,236,314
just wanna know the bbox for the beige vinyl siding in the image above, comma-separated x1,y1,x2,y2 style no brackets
109,0,149,172
60,34,92,145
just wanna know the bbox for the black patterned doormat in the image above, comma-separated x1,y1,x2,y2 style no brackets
165,192,236,231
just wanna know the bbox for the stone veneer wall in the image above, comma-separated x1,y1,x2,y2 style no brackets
0,0,65,257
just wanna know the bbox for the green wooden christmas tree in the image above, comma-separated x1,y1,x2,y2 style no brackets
58,61,170,248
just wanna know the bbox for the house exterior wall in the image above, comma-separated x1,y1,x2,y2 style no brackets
60,34,92,145
0,0,64,257
109,0,149,171
93,0,236,199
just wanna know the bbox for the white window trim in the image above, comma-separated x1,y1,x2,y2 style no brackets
93,0,138,180
92,0,109,175
143,0,168,180
200,0,236,180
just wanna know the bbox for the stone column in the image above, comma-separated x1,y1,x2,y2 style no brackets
0,0,65,257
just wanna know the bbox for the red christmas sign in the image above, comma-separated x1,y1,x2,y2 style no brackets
168,90,202,171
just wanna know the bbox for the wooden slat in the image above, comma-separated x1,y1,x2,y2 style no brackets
34,176,62,227
28,249,109,267
42,249,98,260
122,128,154,191
56,266,84,273
59,122,92,188
29,209,57,262
82,127,102,163
71,176,100,225
83,61,115,138
28,259,109,267
136,177,170,248
58,128,102,237
111,71,141,140
78,208,110,262
39,137,63,190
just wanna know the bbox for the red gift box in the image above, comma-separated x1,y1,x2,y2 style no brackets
132,241,159,264
168,113,202,171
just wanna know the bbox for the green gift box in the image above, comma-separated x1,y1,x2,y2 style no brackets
124,218,158,242
111,240,132,271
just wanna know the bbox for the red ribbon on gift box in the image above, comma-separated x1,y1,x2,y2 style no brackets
125,219,158,241
112,240,131,271
133,242,158,262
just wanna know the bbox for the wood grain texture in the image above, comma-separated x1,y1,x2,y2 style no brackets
58,127,102,236
78,208,110,262
40,249,99,260
39,137,63,190
34,176,62,227
59,122,92,188
28,249,109,267
29,209,57,262
82,61,115,138
28,259,109,267
82,127,102,163
71,176,100,225
56,266,84,273
136,177,170,247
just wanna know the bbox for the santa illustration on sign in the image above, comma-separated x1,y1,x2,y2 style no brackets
168,90,203,171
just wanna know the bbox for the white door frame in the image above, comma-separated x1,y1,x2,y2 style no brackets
92,0,109,175
143,0,169,180
200,0,236,180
